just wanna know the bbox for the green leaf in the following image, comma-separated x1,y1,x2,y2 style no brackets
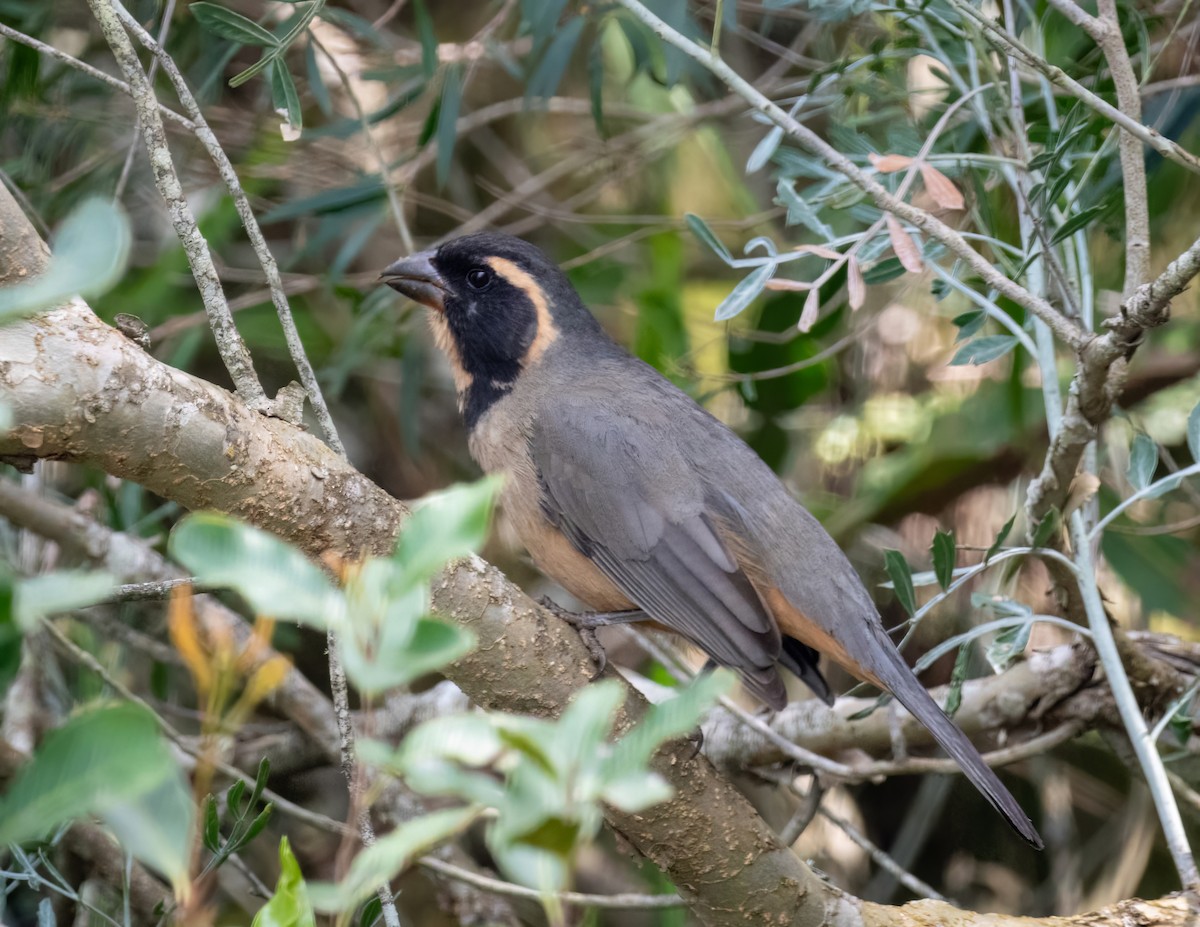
862,256,905,285
169,513,340,629
949,335,1018,366
203,796,221,852
103,775,196,892
253,756,271,804
952,310,986,342
684,213,734,264
341,616,475,695
883,550,916,617
1188,400,1200,463
985,513,1016,564
269,60,303,133
1127,432,1157,490
601,772,672,812
308,807,480,913
253,837,316,927
14,571,116,631
392,479,500,587
606,670,730,775
931,530,955,592
0,198,131,318
714,263,775,322
191,3,279,46
527,15,584,99
1031,507,1061,549
357,898,383,927
304,40,332,116
413,0,438,78
943,644,970,717
1050,203,1108,245
747,126,784,174
0,704,194,888
985,620,1032,672
435,63,463,189
775,180,834,239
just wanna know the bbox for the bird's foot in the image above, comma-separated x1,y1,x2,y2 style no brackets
537,599,650,679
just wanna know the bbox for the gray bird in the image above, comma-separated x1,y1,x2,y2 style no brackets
381,232,1042,848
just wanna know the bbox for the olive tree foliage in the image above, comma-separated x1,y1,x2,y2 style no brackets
1,0,1200,926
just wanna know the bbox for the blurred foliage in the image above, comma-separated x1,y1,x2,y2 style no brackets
2,0,1200,922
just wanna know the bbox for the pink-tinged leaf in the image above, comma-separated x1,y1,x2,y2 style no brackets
798,287,820,332
793,244,842,260
847,256,865,310
868,152,915,173
885,213,924,273
764,279,812,292
920,164,965,210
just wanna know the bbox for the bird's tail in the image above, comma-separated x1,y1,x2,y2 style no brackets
870,639,1044,849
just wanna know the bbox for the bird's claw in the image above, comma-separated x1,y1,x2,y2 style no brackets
538,596,608,679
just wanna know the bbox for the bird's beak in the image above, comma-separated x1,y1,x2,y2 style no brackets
379,250,447,312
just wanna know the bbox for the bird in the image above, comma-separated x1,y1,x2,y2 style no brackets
380,231,1043,848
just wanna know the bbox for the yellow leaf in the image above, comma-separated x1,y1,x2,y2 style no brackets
168,586,212,695
764,279,812,292
793,244,842,260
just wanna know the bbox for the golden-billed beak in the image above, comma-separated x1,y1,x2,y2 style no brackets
379,250,447,312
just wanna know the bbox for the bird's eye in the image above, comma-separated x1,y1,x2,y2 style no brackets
466,267,493,290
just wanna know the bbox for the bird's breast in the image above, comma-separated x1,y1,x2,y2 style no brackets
466,398,633,611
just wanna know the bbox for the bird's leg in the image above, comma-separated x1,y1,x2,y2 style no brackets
537,597,649,678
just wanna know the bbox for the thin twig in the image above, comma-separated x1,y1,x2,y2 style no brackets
1069,510,1199,889
113,2,345,454
417,857,684,909
326,634,403,927
309,32,413,253
0,23,193,129
114,0,177,200
85,0,266,409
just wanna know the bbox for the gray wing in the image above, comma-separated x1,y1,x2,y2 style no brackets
531,401,787,708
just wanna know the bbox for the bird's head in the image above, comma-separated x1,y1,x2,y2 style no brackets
380,232,597,424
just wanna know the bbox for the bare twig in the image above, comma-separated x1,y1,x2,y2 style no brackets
113,0,177,200
85,0,266,409
112,2,345,453
0,22,193,129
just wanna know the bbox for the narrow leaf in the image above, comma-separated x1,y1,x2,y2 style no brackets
985,621,1032,673
868,152,915,173
797,286,820,332
793,244,842,260
847,256,865,311
685,213,734,264
885,213,923,273
1128,433,1157,490
269,60,303,137
191,3,279,46
435,63,463,189
713,263,775,322
883,550,916,618
1188,400,1200,463
949,335,1018,366
919,164,964,210
985,514,1016,564
1050,204,1108,245
931,530,956,591
943,644,970,717
747,126,784,174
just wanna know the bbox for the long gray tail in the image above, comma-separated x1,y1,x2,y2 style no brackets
872,641,1043,848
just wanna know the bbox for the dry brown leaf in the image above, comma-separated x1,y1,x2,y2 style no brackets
764,279,812,292
1063,472,1101,519
847,256,865,311
798,287,820,332
919,163,965,210
885,213,924,273
793,244,842,260
868,152,915,173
